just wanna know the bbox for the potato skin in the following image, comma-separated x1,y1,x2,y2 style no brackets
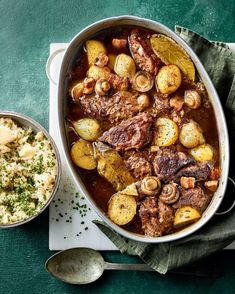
114,54,136,79
87,65,111,81
189,144,214,162
93,142,134,191
108,193,137,226
73,118,101,141
156,64,182,94
154,117,179,147
108,54,117,70
120,183,138,196
174,206,201,227
86,40,106,66
70,140,97,170
179,121,205,148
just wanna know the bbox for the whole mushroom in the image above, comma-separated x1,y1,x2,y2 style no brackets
133,71,154,92
140,176,161,196
159,183,179,204
184,90,201,109
83,77,95,94
95,78,111,96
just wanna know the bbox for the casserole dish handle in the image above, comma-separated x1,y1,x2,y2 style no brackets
46,48,66,85
216,177,235,215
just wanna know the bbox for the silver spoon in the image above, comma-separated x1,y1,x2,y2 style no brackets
45,247,221,284
45,247,154,284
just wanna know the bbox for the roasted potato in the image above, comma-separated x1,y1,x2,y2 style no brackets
108,54,117,71
114,54,136,79
72,118,101,141
174,206,201,227
154,117,179,147
150,34,195,81
87,65,111,81
179,121,205,148
189,144,214,162
156,65,182,94
71,139,97,170
120,183,138,196
85,40,106,66
93,142,134,191
108,192,137,226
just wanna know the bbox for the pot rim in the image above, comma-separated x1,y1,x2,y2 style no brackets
57,15,229,243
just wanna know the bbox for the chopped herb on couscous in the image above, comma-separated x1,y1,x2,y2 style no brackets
0,118,57,224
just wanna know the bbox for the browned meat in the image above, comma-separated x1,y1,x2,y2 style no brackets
152,92,171,115
94,52,109,67
129,29,162,75
170,110,185,125
125,152,153,179
170,96,184,112
158,201,174,233
210,167,220,180
78,90,146,124
112,38,127,50
171,163,211,182
99,112,153,151
108,73,130,91
153,148,195,182
139,197,174,237
139,196,161,237
173,187,211,213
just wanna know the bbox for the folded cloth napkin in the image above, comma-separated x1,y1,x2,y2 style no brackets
94,26,235,274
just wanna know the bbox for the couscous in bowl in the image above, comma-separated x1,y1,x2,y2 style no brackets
0,111,61,227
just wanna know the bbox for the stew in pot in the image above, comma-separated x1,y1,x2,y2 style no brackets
65,26,220,237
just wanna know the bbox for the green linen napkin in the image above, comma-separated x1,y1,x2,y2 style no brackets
94,26,235,274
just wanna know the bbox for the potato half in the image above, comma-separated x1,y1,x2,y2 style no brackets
93,142,134,191
108,193,137,226
85,40,106,66
87,65,111,81
120,183,138,196
150,34,195,81
73,118,101,141
174,206,201,227
71,139,97,170
189,144,214,162
154,117,179,147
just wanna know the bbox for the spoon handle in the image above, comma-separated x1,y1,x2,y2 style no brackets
104,262,222,277
105,262,154,271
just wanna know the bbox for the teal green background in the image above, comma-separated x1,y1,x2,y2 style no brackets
0,1,235,293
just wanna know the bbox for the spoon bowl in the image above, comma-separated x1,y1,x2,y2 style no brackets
45,248,105,284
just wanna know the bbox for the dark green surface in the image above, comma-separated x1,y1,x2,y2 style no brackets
0,1,235,293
